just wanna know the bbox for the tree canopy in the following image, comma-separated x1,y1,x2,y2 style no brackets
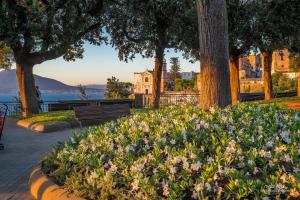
0,0,105,115
105,0,197,61
105,76,133,99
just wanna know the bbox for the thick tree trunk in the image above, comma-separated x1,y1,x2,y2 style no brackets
150,47,164,109
298,74,300,97
196,0,232,110
16,63,39,116
261,51,273,100
229,54,240,104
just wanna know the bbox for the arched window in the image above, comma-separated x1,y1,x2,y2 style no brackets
145,77,149,82
279,51,284,61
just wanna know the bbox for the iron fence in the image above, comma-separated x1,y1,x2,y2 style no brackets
142,94,200,107
0,101,58,116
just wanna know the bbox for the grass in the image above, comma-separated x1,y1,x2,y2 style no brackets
254,96,300,109
10,96,300,125
11,110,75,125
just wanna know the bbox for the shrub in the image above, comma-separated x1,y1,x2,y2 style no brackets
42,104,300,199
272,73,297,92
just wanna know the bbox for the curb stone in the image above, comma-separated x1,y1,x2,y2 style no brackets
29,163,84,200
17,120,79,133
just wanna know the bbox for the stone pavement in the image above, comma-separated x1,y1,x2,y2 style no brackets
0,119,74,200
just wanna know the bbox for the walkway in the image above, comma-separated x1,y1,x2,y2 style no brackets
0,119,74,200
288,100,300,111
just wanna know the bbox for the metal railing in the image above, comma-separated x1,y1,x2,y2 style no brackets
142,93,200,107
0,101,58,116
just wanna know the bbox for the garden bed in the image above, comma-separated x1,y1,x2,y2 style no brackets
14,111,79,133
41,104,300,199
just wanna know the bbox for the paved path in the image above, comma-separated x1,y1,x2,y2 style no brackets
0,119,74,200
288,100,300,111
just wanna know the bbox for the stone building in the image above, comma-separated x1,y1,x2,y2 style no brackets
133,62,168,94
180,71,199,80
239,49,297,79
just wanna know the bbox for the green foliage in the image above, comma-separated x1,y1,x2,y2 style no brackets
227,0,254,56
272,73,297,92
0,0,105,65
175,77,197,91
251,0,300,52
0,46,13,69
105,0,198,61
169,57,181,84
105,76,132,99
290,53,300,72
42,104,300,199
13,110,75,125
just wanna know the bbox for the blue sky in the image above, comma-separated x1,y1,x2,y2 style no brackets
32,43,199,86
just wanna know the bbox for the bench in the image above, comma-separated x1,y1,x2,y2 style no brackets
0,104,8,150
74,104,130,127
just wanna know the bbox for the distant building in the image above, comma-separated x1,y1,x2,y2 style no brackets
133,62,168,94
180,71,199,80
239,49,297,79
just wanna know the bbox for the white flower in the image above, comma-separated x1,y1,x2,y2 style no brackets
209,107,216,113
170,139,176,145
275,146,286,153
275,183,286,194
169,165,177,174
162,182,169,196
259,150,272,159
282,154,292,162
131,179,139,190
205,183,212,191
207,157,214,164
192,191,198,199
141,121,150,132
262,197,270,200
183,161,190,170
194,183,203,192
247,160,254,165
268,160,274,167
191,161,202,171
289,188,300,197
109,161,118,172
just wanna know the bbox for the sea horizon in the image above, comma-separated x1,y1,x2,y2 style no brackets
0,92,105,102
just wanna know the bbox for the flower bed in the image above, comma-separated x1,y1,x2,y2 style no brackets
42,104,300,199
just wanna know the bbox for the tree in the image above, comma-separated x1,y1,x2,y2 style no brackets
175,77,197,92
0,46,13,69
105,0,197,109
252,0,300,100
290,53,300,96
227,0,254,104
169,57,181,88
0,0,104,116
196,0,232,109
105,76,133,99
78,84,90,100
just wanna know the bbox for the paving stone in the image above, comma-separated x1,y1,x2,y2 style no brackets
0,119,74,200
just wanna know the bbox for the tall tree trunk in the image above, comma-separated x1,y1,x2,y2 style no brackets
196,0,232,110
150,47,164,109
298,73,300,97
261,51,273,100
16,63,39,116
229,54,240,104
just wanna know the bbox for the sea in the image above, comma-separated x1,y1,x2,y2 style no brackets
0,92,105,102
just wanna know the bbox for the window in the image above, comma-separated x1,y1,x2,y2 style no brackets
279,51,284,61
145,77,149,82
145,89,149,94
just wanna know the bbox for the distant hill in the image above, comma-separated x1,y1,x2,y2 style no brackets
0,69,105,93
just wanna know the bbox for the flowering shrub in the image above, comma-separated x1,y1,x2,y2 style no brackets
42,104,300,199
